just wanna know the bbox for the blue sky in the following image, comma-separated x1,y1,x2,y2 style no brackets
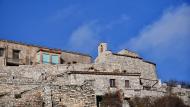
0,0,190,82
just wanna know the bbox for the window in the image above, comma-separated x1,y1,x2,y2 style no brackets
72,61,77,64
143,86,151,90
100,45,103,53
13,50,20,59
0,48,4,57
60,58,65,64
122,70,127,73
15,94,21,99
42,53,50,64
51,55,59,64
110,79,116,87
125,80,130,88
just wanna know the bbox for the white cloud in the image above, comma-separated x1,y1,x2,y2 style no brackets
68,21,100,54
67,14,130,54
105,14,130,29
48,5,80,22
121,4,190,81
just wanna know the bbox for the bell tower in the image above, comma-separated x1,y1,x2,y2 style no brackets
98,43,107,56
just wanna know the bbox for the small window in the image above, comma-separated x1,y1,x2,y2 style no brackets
110,79,116,87
15,94,21,99
143,86,151,90
125,80,130,88
42,53,50,64
72,61,77,64
89,67,94,70
67,62,71,65
60,58,65,64
100,45,103,53
13,50,20,59
0,48,4,57
42,102,45,107
51,55,59,64
122,70,127,73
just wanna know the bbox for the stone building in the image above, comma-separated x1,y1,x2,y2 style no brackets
0,39,92,66
0,40,189,107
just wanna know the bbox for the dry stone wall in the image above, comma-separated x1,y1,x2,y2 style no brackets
0,63,189,106
50,82,96,107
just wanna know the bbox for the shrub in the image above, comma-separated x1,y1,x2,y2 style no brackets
152,95,189,107
165,80,190,89
100,90,123,107
128,96,152,107
128,95,189,107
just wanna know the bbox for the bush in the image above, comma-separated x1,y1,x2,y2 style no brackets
129,95,189,107
100,90,123,107
128,96,152,107
153,95,189,107
165,80,190,89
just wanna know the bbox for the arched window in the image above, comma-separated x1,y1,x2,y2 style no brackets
100,45,103,53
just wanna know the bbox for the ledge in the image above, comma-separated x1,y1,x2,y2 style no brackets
112,53,156,65
69,71,141,76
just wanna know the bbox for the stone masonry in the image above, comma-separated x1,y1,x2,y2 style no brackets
0,39,92,66
0,41,189,107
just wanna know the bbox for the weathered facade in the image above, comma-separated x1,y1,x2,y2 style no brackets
0,41,189,107
0,39,92,66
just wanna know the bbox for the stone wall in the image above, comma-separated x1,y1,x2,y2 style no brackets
67,73,141,97
0,57,5,66
0,64,189,106
0,83,42,107
0,65,96,107
50,81,96,107
172,86,190,105
0,83,95,107
95,52,157,80
0,40,41,65
61,52,92,64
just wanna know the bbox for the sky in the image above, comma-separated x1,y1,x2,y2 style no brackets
0,0,190,82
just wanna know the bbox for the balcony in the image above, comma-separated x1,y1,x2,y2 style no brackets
6,57,24,65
